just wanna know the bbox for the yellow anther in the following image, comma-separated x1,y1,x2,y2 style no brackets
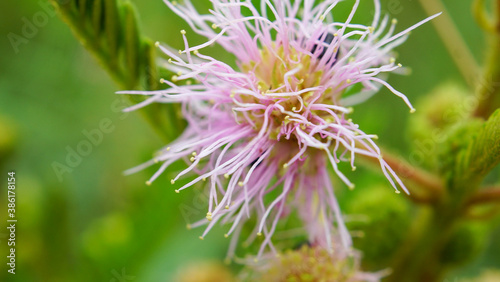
390,57,396,64
225,205,229,209
199,236,204,240
178,50,182,54
319,15,325,20
190,157,195,162
224,173,230,179
392,19,398,25
202,177,207,181
334,33,338,37
346,79,352,84
171,179,175,184
212,23,218,29
177,71,183,76
352,166,357,171
283,163,289,169
159,78,165,84
238,181,244,187
186,224,191,230
145,181,152,186
368,26,375,33
224,233,229,238
257,232,262,237
398,63,403,68
175,189,180,193
193,50,199,55
410,108,416,113
168,58,173,64
395,190,401,194
167,147,171,151
154,41,160,47
172,75,179,82
349,184,355,190
180,29,186,35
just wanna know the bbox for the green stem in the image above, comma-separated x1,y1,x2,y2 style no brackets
473,0,496,33
418,0,480,88
473,0,500,118
473,45,500,118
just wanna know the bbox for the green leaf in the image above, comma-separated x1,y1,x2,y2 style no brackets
92,0,104,37
409,82,471,170
463,109,500,181
50,0,184,142
104,0,121,66
442,109,500,195
78,0,90,19
123,3,140,88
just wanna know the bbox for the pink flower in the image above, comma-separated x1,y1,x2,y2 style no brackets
122,0,439,260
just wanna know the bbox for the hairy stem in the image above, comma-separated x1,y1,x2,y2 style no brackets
473,0,496,33
473,1,500,118
360,151,444,203
467,186,500,206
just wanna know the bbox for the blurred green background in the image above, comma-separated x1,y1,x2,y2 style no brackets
0,0,498,281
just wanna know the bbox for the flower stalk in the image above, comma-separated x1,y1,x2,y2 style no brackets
359,150,444,203
419,0,480,88
467,186,500,206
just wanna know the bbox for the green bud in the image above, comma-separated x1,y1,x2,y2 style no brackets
251,245,377,281
345,186,411,270
408,82,470,170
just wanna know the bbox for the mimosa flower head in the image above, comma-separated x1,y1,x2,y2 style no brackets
122,0,439,260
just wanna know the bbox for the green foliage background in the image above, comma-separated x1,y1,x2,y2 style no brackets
0,0,498,281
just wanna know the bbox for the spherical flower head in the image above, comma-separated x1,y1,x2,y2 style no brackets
246,243,387,282
122,0,439,260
